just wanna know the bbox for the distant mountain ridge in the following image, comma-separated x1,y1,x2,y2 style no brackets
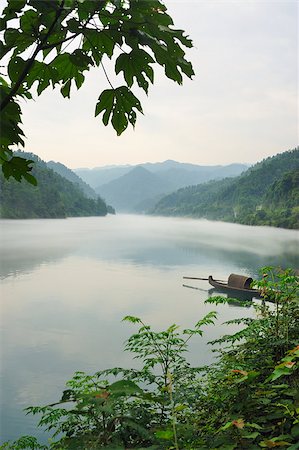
75,160,248,213
98,166,173,212
151,148,299,229
75,160,248,189
75,165,132,189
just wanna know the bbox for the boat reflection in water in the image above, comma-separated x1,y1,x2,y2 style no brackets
183,284,255,307
207,288,255,307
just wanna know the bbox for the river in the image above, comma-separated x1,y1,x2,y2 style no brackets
0,215,298,443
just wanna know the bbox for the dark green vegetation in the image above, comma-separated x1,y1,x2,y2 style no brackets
76,161,247,213
0,0,193,183
0,152,109,218
47,160,98,199
1,267,298,449
151,148,299,229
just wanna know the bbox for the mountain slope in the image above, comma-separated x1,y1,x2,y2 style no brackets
0,152,108,218
75,166,132,189
76,161,248,192
47,161,97,199
97,166,174,212
141,160,248,182
151,148,299,229
82,161,247,213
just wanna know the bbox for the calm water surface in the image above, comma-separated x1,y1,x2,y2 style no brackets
0,215,298,442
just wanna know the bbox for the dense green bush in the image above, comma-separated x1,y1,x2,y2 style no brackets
1,268,298,449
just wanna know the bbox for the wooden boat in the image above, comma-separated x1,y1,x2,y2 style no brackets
208,274,262,298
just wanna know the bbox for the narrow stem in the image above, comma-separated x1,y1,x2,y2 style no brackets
140,320,167,370
169,379,179,450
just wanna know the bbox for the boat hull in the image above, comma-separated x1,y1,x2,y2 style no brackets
208,276,262,299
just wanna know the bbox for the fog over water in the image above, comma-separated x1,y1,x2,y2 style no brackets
0,215,298,442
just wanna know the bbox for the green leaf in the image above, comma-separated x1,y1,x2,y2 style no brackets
111,108,127,135
95,89,114,123
95,87,143,134
268,361,296,382
242,431,260,439
41,28,67,58
109,379,143,395
233,370,260,384
66,18,81,33
2,156,35,183
167,324,179,333
77,0,98,21
155,429,173,439
74,72,85,89
8,56,27,84
195,311,218,328
83,29,116,64
115,49,154,93
61,80,72,98
174,403,188,412
219,421,233,431
23,172,38,186
4,28,21,48
26,61,59,94
52,53,90,85
69,49,93,68
20,9,40,35
122,315,142,323
246,423,263,430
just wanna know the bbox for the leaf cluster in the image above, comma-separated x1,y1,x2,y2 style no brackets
0,0,194,182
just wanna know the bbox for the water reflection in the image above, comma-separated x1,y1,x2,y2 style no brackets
183,284,256,306
0,215,298,442
1,215,298,280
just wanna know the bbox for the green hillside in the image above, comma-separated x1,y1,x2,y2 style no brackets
0,152,108,218
47,160,98,199
90,162,247,213
151,148,299,229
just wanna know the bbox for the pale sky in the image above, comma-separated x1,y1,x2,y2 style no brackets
18,0,298,169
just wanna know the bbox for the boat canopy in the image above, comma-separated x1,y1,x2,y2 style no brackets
228,274,253,289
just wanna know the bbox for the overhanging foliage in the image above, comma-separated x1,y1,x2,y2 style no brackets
0,0,194,183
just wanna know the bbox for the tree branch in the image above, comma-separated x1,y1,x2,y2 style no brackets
0,0,66,112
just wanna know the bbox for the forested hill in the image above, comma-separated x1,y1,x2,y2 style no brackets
151,148,299,229
77,161,247,213
0,152,108,218
47,160,97,199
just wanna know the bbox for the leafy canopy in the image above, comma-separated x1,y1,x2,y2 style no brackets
0,0,194,183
